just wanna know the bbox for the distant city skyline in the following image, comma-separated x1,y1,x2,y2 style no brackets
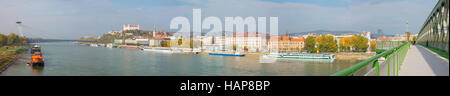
0,0,438,39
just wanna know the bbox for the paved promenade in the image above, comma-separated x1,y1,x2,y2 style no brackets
399,45,449,76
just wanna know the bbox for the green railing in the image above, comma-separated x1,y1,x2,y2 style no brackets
332,41,411,76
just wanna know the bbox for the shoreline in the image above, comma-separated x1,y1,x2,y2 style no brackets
76,43,376,60
0,46,27,74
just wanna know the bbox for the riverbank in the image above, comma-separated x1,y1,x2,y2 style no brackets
76,42,375,60
332,53,376,60
0,46,27,74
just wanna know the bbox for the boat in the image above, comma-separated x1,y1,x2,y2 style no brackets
142,47,173,53
123,46,140,50
30,52,44,66
29,45,45,66
30,44,41,54
266,54,335,60
208,52,245,57
106,43,116,48
90,44,98,47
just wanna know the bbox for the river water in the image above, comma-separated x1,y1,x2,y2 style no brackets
0,42,365,76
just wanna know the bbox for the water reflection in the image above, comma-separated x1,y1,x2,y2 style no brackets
1,42,366,76
30,66,44,76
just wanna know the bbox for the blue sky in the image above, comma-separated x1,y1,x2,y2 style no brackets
0,0,438,39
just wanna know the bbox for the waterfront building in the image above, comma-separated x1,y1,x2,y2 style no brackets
200,36,226,51
114,39,123,44
268,35,305,52
377,37,391,41
224,33,267,52
125,39,138,45
391,34,408,41
149,39,161,47
136,39,149,46
153,31,168,39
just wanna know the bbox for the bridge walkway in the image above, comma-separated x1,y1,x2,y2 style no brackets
399,45,449,76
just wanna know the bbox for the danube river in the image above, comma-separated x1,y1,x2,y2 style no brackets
0,42,365,76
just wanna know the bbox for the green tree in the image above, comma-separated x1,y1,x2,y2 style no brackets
167,40,171,47
316,35,337,53
97,34,116,43
7,33,19,45
406,32,411,42
353,35,369,52
19,36,27,45
190,39,194,49
304,36,316,53
178,38,183,46
0,34,7,46
370,40,376,52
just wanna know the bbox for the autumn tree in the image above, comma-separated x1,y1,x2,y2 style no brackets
406,32,411,42
304,36,316,53
353,35,369,52
370,40,377,52
190,39,194,49
178,38,182,46
7,33,19,45
339,36,356,52
316,35,337,53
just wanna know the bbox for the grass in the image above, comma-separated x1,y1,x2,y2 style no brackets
0,46,27,72
420,45,449,60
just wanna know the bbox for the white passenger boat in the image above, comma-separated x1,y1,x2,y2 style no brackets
142,47,173,53
106,43,116,48
90,44,98,47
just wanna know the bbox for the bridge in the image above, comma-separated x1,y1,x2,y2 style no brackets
332,0,449,76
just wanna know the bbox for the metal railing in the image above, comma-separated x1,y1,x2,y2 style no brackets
332,41,411,76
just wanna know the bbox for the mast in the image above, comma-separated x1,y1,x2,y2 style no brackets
406,20,409,33
153,24,156,38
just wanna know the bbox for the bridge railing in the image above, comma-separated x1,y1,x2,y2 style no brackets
416,0,448,52
332,41,411,76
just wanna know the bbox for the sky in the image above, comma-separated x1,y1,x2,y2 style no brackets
0,0,438,39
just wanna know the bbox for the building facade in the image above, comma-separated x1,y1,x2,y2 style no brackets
268,35,305,52
123,24,140,31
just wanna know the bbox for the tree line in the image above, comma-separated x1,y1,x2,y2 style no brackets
0,33,28,47
304,35,375,53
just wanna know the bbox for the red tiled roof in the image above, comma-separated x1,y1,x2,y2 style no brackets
378,37,390,41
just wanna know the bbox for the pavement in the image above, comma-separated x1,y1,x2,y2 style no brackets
399,45,449,76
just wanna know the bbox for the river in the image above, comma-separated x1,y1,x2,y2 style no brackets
0,42,365,76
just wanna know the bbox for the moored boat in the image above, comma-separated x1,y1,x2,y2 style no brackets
106,43,116,48
30,45,41,54
30,51,45,66
142,47,173,53
208,52,245,57
90,44,98,47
